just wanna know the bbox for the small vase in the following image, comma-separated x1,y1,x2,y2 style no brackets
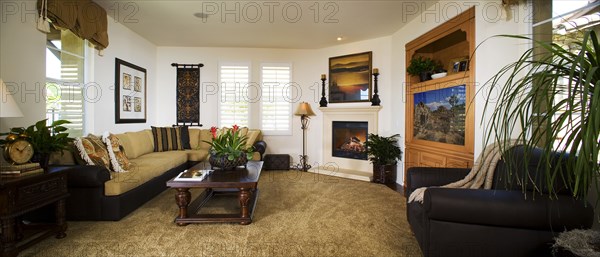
209,153,248,170
32,153,50,172
419,72,432,82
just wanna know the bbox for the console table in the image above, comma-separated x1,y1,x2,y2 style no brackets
0,171,69,257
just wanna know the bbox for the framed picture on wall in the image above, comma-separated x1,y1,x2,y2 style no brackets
413,84,466,146
115,58,147,123
328,51,372,103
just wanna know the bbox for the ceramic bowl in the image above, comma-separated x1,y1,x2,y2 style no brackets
431,72,447,79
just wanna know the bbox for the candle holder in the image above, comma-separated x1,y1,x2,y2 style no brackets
319,77,328,107
371,71,381,106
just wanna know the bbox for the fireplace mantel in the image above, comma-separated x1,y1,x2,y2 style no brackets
310,105,382,181
319,105,382,114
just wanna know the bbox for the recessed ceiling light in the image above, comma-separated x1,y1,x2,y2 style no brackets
337,37,343,41
194,12,210,19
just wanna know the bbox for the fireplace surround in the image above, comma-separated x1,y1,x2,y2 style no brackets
312,106,381,181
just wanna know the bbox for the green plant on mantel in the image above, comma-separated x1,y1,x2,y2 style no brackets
481,30,600,201
364,133,403,165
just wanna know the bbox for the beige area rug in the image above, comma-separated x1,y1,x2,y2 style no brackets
21,170,422,257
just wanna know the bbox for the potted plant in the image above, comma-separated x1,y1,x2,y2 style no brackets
364,133,403,186
0,119,74,170
407,56,437,82
482,30,600,201
205,125,255,170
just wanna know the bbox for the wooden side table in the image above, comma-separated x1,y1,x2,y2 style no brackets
0,170,69,257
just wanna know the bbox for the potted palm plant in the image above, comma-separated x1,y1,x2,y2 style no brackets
364,133,403,186
481,30,599,201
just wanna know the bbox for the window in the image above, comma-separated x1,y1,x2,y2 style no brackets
45,28,85,137
260,64,292,135
219,64,249,127
532,0,600,150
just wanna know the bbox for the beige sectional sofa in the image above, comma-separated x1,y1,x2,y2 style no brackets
53,127,265,221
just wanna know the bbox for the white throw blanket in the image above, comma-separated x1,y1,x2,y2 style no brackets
407,140,521,203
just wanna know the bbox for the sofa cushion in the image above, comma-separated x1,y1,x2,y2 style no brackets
185,149,209,162
117,130,154,159
104,151,188,196
198,129,213,150
103,132,131,172
188,129,201,149
151,126,184,152
246,130,261,149
74,134,111,170
179,126,191,149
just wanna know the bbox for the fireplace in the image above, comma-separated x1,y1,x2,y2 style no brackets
315,106,381,181
332,121,368,160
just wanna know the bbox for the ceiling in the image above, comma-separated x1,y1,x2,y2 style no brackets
95,0,433,49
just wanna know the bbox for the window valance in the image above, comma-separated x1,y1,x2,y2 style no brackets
38,0,109,50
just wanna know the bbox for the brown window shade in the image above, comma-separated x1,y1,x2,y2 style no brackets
38,0,109,50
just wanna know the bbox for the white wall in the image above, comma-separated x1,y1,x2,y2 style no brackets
156,46,318,162
156,36,392,168
0,2,158,135
312,36,393,169
1,0,531,188
0,0,47,132
89,19,158,134
390,1,531,185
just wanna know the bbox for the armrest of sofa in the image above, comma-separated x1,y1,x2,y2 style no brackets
423,188,594,230
253,140,267,160
49,165,111,188
406,167,470,195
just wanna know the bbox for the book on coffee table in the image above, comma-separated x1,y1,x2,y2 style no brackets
174,169,213,181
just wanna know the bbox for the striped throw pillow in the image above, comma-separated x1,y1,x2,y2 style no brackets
151,126,183,152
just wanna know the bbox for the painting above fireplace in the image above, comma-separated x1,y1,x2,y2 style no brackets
332,121,368,160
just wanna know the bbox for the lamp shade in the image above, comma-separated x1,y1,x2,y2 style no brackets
294,102,316,116
0,79,24,117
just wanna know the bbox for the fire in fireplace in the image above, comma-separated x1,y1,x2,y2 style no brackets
332,121,368,160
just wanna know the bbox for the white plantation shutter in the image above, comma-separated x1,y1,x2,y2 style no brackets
46,81,84,136
219,65,249,127
261,64,292,135
45,29,85,137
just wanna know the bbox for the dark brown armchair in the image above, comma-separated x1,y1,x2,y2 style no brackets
405,146,594,257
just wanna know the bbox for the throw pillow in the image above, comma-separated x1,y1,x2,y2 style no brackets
102,132,131,172
151,126,183,152
178,126,191,150
74,134,111,170
246,130,260,149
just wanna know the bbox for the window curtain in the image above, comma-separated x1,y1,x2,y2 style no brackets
38,0,109,50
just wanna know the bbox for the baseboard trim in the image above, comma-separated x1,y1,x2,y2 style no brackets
395,183,404,197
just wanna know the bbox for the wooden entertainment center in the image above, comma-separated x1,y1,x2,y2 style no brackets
404,7,476,190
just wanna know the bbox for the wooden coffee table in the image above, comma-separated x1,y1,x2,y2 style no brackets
166,161,263,225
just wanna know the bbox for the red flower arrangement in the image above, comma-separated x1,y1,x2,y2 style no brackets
205,125,254,160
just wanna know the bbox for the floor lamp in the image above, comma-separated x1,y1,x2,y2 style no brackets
294,102,316,172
